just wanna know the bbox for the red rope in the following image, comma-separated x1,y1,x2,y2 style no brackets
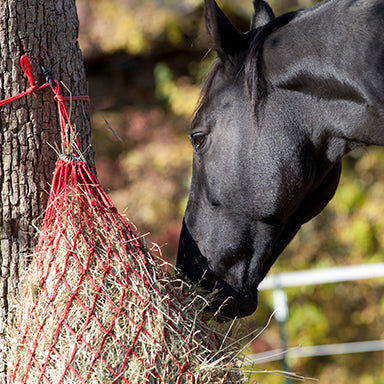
0,55,89,154
0,56,49,106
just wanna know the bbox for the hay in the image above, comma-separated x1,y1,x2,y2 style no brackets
7,159,247,384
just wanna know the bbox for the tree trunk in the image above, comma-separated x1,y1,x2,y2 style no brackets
0,1,94,382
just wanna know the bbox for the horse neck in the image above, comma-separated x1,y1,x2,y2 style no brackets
260,0,384,156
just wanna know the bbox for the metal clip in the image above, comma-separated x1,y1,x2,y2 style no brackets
41,66,56,88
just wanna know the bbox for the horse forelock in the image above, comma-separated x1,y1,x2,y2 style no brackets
195,10,299,123
193,59,223,119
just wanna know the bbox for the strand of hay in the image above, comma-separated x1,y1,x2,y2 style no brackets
7,157,247,384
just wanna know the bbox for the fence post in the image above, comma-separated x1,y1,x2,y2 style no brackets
272,288,293,384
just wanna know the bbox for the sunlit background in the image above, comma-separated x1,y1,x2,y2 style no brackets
76,0,384,382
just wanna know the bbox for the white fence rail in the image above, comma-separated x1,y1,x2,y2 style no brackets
246,263,384,364
245,339,384,364
258,262,384,290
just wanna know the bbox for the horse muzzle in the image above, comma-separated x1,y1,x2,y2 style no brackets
177,220,258,320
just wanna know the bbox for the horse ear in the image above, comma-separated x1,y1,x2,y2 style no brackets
204,0,250,62
250,0,275,29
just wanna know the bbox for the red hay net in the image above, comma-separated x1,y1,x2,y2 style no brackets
10,157,192,383
5,57,244,384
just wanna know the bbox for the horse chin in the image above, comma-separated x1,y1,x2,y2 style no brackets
208,279,258,321
177,220,258,320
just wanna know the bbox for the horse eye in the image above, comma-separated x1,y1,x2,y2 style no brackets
191,133,207,151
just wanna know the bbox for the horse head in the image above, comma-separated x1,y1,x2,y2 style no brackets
177,0,384,319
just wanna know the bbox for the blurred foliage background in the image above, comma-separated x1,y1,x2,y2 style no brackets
76,0,384,382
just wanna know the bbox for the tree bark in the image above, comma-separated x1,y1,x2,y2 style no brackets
0,1,94,382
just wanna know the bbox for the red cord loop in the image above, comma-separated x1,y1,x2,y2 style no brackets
0,55,90,155
0,55,50,107
20,55,37,90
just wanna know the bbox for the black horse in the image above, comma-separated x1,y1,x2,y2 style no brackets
177,0,384,319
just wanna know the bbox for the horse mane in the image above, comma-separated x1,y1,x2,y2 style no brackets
245,10,299,114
